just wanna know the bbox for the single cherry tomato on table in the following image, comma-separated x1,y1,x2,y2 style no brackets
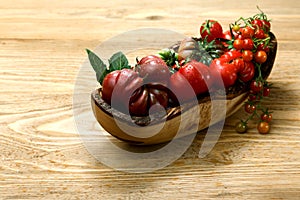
235,121,248,133
257,121,270,134
200,20,223,42
263,87,271,97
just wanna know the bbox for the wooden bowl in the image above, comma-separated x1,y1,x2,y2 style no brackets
91,32,277,145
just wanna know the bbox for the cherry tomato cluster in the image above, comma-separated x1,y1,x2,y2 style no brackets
236,79,273,134
87,8,274,133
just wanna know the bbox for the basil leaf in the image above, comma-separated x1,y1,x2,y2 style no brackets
108,51,130,71
86,49,107,84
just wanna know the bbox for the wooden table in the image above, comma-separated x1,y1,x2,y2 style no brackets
1,0,300,199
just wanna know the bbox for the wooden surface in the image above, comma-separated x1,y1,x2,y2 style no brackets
1,0,300,199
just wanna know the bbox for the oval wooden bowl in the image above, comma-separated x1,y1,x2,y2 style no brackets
91,32,277,145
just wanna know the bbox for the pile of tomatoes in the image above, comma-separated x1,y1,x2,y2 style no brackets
88,9,274,134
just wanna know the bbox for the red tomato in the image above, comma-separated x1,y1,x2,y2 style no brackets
257,43,270,53
210,59,237,88
200,20,223,42
102,69,143,105
254,29,266,39
241,26,254,39
170,61,212,101
251,19,263,30
262,20,271,33
233,39,244,50
261,113,272,123
250,80,263,93
136,55,170,86
242,50,253,62
239,61,255,82
245,103,256,113
254,50,267,63
243,38,254,50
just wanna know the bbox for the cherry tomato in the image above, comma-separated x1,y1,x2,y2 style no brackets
200,20,223,42
242,50,253,62
254,29,266,39
232,24,240,32
257,121,270,134
263,87,271,97
245,103,256,113
233,39,244,50
249,94,258,101
257,43,270,53
261,113,272,123
242,38,254,50
235,121,248,133
241,26,254,39
170,61,212,101
239,61,255,82
262,20,271,33
254,50,267,64
251,19,263,30
250,80,263,93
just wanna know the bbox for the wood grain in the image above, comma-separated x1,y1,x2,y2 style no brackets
1,0,300,199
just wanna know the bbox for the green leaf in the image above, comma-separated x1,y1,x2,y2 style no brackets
86,49,107,84
108,51,130,71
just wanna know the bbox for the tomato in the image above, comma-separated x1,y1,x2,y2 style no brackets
262,20,271,33
102,69,143,105
137,62,170,86
239,61,255,82
263,87,271,97
200,20,223,42
235,121,248,133
137,55,166,66
242,50,253,62
257,121,270,134
254,29,266,39
220,50,242,62
222,30,232,40
261,113,272,123
232,58,244,72
254,50,267,64
129,85,169,116
170,61,212,101
233,39,244,50
251,19,263,30
177,37,199,61
242,38,254,50
245,103,256,113
232,24,240,32
249,94,258,101
241,26,254,39
257,43,270,53
250,80,263,93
